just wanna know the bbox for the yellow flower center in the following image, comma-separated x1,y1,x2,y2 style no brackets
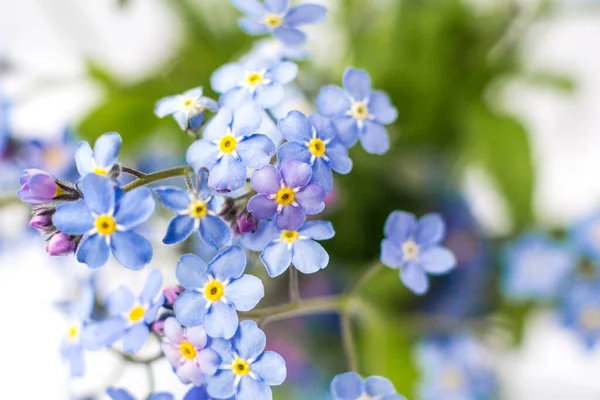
281,230,299,243
232,358,251,376
129,305,145,322
180,341,197,360
68,325,79,340
580,307,600,331
350,101,370,121
308,138,326,157
263,13,283,29
275,187,295,206
402,240,420,261
219,135,237,154
54,185,67,198
189,200,208,219
245,71,265,88
205,280,225,302
440,367,464,390
94,167,109,176
95,215,117,235
183,98,194,107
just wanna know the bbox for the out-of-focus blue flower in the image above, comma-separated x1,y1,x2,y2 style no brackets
184,385,234,400
416,334,497,400
245,38,308,64
211,57,297,109
53,174,155,270
230,0,326,46
331,372,406,400
316,67,398,154
501,233,575,301
106,388,174,400
104,269,165,354
0,94,9,155
17,169,60,205
155,87,218,132
380,211,457,295
561,278,600,348
247,159,326,230
174,246,264,339
206,320,286,400
571,212,600,260
241,219,334,277
155,171,232,250
60,284,95,377
277,111,352,192
75,132,122,177
186,104,275,193
162,317,220,386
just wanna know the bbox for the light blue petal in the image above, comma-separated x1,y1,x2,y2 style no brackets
110,231,153,270
53,201,94,235
278,110,312,142
140,269,163,304
252,351,286,385
343,68,372,101
264,0,288,13
68,346,85,377
317,85,350,118
226,275,264,311
237,134,275,169
186,140,220,172
93,132,122,168
365,376,397,397
211,63,245,94
250,164,281,194
291,239,329,274
360,121,390,155
298,220,335,240
208,245,246,281
82,318,127,349
149,394,175,400
254,83,284,109
174,290,208,326
164,215,195,245
144,295,163,324
260,241,292,277
155,186,191,212
333,117,359,148
272,61,298,84
284,4,326,25
176,254,209,289
331,372,364,400
206,370,236,399
232,320,265,360
200,215,233,250
248,194,278,219
310,157,333,193
197,169,212,200
380,239,403,268
122,323,150,354
241,220,279,251
276,141,311,165
173,110,189,130
154,95,178,118
232,103,263,138
199,96,219,111
420,246,456,275
208,156,247,193
114,187,155,229
325,140,353,174
273,26,306,45
203,108,233,141
400,262,429,295
240,17,270,34
106,286,136,315
75,141,94,176
76,234,110,269
220,87,251,110
280,158,313,189
416,213,445,246
294,182,325,214
78,174,115,215
237,378,272,400
384,211,416,243
107,388,135,400
231,0,266,16
369,91,398,125
204,301,238,339
183,87,203,98
309,113,336,142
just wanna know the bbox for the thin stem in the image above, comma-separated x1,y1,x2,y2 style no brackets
108,347,164,364
241,295,346,326
145,363,155,395
265,108,279,125
347,262,383,297
122,166,194,192
121,166,147,179
289,267,300,303
340,312,358,372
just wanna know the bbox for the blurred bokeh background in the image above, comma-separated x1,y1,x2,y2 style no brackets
3,0,600,398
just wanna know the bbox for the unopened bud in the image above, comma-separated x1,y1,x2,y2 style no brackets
46,232,76,256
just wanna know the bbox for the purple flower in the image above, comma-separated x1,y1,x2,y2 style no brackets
380,211,457,295
18,169,60,205
46,232,76,256
29,209,54,234
237,213,259,234
247,159,326,230
162,317,220,386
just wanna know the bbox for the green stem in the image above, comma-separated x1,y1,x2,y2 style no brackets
289,267,300,303
348,262,383,297
241,295,346,326
340,311,358,372
122,166,194,192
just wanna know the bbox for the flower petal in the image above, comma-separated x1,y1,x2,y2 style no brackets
232,103,263,138
252,351,286,385
291,239,329,274
154,95,178,118
79,174,115,215
226,275,264,311
276,141,311,165
250,164,281,195
260,241,291,277
241,220,279,251
200,215,232,250
272,61,298,84
254,83,284,109
365,376,397,397
369,91,398,125
240,17,270,34
208,245,246,281
298,220,335,240
384,211,416,244
211,63,245,94
400,262,429,295
284,4,326,25
163,215,195,245
309,113,336,142
186,140,220,172
114,187,155,229
76,234,110,269
278,110,312,142
380,239,403,268
295,182,326,214
264,0,288,13
416,213,445,246
237,134,275,169
275,205,305,231
209,156,247,193
203,108,233,141
221,87,251,110
316,85,351,118
197,348,220,376
360,121,390,155
207,370,236,400
110,231,153,271
237,378,272,400
232,320,265,360
93,132,122,168
75,141,94,176
204,301,238,339
420,246,456,275
343,67,372,101
326,140,353,174
174,290,208,327
273,26,306,45
230,0,265,17
106,286,136,315
122,323,149,354
332,117,359,148
280,158,312,189
310,157,333,193
53,201,94,235
177,254,209,289
154,187,190,212
163,317,183,344
185,325,208,349
140,269,162,304
248,194,278,219
331,372,364,400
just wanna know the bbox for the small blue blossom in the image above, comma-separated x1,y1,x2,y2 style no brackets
380,211,457,295
174,246,264,339
241,219,334,277
104,269,165,354
107,388,173,400
53,174,155,270
186,103,276,193
501,233,575,301
60,283,95,377
155,87,218,132
561,278,600,348
211,57,298,109
331,372,406,400
75,131,122,177
206,320,286,400
571,211,600,260
277,111,352,192
230,0,326,46
155,171,232,250
316,67,398,154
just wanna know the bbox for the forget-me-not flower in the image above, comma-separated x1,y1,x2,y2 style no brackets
107,388,173,400
174,246,264,339
230,0,326,46
571,211,600,260
316,67,398,154
155,87,218,132
186,104,275,193
75,131,122,177
211,57,298,109
53,174,155,270
60,284,95,377
561,278,600,348
380,211,457,295
242,219,334,277
277,111,352,192
155,171,232,250
331,372,406,400
247,159,326,230
207,320,286,400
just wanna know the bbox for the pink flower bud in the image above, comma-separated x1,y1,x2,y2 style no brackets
46,232,76,256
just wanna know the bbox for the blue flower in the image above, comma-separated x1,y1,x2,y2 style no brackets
211,57,298,109
331,372,406,400
184,386,234,400
501,233,575,301
416,334,497,400
316,67,398,154
561,278,600,348
104,269,165,354
107,388,173,400
380,211,457,295
241,219,334,277
0,94,9,155
174,246,264,339
155,87,218,131
75,132,122,177
60,283,95,377
186,104,276,193
155,171,232,250
206,320,286,400
230,0,326,46
277,111,352,192
53,174,155,270
571,211,600,260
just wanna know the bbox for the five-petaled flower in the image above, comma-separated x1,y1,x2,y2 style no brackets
155,87,219,132
174,246,264,339
277,110,352,192
316,67,398,154
247,158,326,230
380,211,457,295
331,372,406,400
186,103,275,193
207,320,286,400
230,0,326,46
75,131,122,177
52,174,155,270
